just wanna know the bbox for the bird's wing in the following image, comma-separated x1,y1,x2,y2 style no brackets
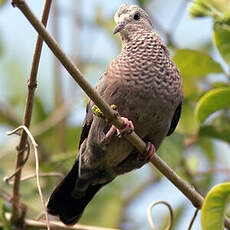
78,100,94,150
167,102,182,136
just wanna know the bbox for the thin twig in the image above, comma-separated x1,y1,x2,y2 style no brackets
10,0,52,227
5,172,64,185
10,1,230,229
7,125,50,230
147,200,174,230
187,209,199,230
3,214,120,230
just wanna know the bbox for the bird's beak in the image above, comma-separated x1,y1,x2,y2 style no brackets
113,23,125,34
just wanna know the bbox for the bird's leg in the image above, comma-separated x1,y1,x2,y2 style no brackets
137,142,156,161
105,117,134,141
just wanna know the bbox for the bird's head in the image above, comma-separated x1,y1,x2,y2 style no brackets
113,5,153,39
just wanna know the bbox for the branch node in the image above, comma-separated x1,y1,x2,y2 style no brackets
27,80,38,89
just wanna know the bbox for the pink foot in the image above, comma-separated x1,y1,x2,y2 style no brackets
137,142,156,161
105,117,134,141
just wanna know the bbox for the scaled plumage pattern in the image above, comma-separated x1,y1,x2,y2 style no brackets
47,4,183,225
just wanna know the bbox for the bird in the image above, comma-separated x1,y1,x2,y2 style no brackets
47,4,183,225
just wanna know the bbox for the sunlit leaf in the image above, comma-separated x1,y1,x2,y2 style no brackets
195,88,230,123
189,0,213,18
201,182,230,230
173,49,223,77
173,49,223,96
214,17,230,65
209,0,230,13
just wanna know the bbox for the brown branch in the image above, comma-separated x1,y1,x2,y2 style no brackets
10,0,230,229
23,219,119,230
10,0,52,228
3,214,119,230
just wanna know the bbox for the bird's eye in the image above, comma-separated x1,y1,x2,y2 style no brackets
133,12,140,20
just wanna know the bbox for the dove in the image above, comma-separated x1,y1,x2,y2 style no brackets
47,4,183,225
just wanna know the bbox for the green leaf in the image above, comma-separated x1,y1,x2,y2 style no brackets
198,137,215,163
212,81,230,88
173,49,223,96
173,49,223,77
214,17,230,65
195,88,230,123
209,0,230,14
189,0,214,18
201,182,230,230
158,133,183,168
199,125,230,143
178,101,199,135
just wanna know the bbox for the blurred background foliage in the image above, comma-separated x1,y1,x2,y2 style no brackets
0,0,230,229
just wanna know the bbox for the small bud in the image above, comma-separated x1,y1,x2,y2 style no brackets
91,105,105,118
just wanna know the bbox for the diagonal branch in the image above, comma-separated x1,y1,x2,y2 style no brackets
10,0,52,227
10,0,230,229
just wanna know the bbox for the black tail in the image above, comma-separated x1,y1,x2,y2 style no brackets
47,161,105,225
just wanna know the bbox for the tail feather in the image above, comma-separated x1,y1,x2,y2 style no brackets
47,161,106,225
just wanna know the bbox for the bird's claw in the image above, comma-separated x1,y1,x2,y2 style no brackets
104,117,134,142
116,117,134,138
137,142,155,161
